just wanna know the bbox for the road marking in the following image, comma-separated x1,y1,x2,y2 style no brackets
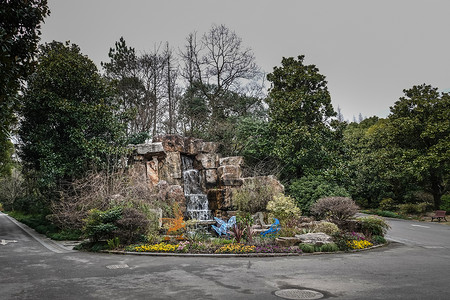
411,224,430,228
0,239,18,245
106,264,129,269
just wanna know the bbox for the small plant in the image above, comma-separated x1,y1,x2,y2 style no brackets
107,237,120,250
314,221,340,235
347,240,373,250
318,243,339,252
356,216,390,237
232,180,277,213
215,243,256,254
371,235,386,244
310,197,359,221
378,198,396,211
266,194,301,225
299,243,315,253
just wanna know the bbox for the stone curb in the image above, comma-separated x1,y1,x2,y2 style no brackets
100,242,389,258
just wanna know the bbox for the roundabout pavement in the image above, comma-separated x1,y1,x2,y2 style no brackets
1,212,449,300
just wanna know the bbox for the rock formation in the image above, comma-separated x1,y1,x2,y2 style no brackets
128,134,284,220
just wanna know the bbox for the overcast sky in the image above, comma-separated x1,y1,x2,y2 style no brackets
40,0,450,121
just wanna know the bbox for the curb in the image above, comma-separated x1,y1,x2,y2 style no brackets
1,212,75,254
99,242,389,258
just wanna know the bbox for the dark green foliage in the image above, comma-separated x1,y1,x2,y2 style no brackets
318,243,340,252
83,207,122,242
378,198,396,211
298,243,315,253
127,132,151,145
371,235,386,245
288,174,350,214
266,55,340,179
440,194,450,212
360,209,402,219
356,216,390,237
19,41,128,191
0,0,49,176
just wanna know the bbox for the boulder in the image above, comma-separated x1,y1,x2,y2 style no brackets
219,156,244,166
195,153,219,169
218,165,242,179
135,142,165,156
295,233,334,246
207,187,236,210
275,237,302,247
200,142,219,153
201,169,218,188
153,135,186,152
158,152,182,185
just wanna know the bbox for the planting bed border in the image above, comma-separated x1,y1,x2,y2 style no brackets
100,242,389,257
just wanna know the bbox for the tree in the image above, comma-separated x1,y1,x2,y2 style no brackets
386,84,449,209
19,41,127,190
266,55,338,179
0,0,49,175
102,37,147,137
180,24,263,140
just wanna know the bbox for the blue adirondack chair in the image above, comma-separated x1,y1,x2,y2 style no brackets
261,218,281,237
212,216,236,236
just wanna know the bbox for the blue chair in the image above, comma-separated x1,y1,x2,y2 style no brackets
261,218,281,237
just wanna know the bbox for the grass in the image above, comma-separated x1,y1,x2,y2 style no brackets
360,209,404,219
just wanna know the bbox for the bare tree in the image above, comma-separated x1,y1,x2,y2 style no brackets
162,42,179,134
138,45,166,137
179,24,262,136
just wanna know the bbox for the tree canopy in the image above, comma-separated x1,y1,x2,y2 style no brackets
266,55,338,179
0,0,49,175
19,41,127,189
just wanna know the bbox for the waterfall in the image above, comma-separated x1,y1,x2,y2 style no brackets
181,155,212,221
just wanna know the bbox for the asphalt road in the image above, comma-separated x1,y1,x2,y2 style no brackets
1,212,449,300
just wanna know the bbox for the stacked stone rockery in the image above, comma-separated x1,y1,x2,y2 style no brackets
128,134,284,219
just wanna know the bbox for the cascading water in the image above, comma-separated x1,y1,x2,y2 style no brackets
181,155,212,221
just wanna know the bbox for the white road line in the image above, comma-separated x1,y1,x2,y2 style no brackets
411,224,430,228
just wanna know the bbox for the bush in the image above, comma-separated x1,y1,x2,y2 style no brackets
310,197,359,221
356,216,390,237
232,179,277,213
397,203,430,215
299,243,315,253
314,221,340,235
371,235,386,244
288,175,350,214
440,194,450,212
318,243,339,252
266,194,301,225
378,198,396,211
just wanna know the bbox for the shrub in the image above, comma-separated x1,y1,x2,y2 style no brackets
356,216,390,237
314,221,340,235
288,175,350,214
440,194,450,212
310,197,359,221
371,235,386,244
115,207,150,244
318,243,339,252
83,207,122,242
299,243,315,253
232,179,277,213
397,203,429,215
266,194,301,225
378,198,396,211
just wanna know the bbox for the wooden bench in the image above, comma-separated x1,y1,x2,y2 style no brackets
431,210,448,222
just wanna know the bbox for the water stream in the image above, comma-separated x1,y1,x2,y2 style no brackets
181,155,212,221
